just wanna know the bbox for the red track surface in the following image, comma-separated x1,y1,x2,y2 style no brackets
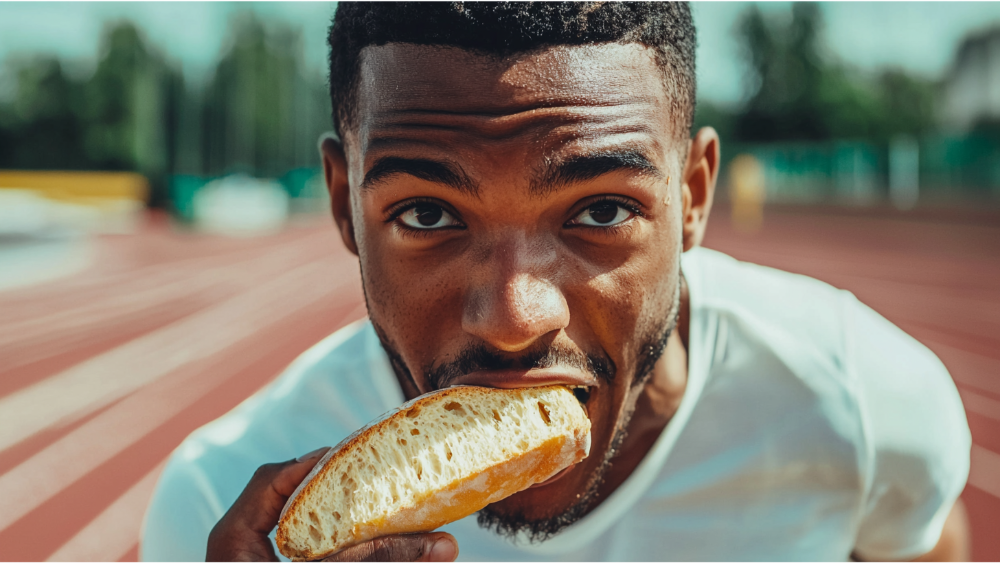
0,208,996,561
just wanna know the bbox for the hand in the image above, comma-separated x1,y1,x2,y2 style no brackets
206,448,459,562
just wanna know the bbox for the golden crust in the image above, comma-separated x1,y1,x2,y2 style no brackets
275,386,589,561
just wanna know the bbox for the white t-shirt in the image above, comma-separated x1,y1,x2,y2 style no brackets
140,248,971,562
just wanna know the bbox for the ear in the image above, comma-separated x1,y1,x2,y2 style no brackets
321,134,359,256
680,127,720,251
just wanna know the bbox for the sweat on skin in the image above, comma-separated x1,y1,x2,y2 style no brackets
326,42,710,532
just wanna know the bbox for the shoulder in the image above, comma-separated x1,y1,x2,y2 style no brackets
845,295,971,493
844,292,970,559
141,320,400,561
683,246,964,430
835,287,969,474
682,246,851,377
680,247,969,558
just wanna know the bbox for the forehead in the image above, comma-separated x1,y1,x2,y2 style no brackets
351,43,678,170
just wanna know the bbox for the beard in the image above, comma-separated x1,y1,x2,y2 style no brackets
475,281,681,543
366,276,682,544
474,416,629,543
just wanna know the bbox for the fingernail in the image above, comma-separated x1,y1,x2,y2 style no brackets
296,447,328,463
428,538,457,562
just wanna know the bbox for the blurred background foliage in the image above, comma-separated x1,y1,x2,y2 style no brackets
710,3,939,143
0,3,998,217
694,4,1000,208
0,12,330,210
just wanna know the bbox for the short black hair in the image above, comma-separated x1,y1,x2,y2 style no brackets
328,2,696,140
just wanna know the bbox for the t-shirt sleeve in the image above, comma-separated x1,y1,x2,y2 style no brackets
845,294,971,561
140,453,227,562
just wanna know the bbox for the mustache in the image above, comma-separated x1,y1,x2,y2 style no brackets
425,342,615,390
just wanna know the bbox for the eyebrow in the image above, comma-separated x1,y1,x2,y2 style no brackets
531,150,664,195
361,156,479,196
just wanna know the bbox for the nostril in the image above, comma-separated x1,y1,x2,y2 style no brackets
462,274,570,351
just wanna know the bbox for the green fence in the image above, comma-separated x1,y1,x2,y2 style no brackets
169,167,325,222
721,135,1000,206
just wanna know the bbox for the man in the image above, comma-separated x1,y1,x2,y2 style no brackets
141,3,972,561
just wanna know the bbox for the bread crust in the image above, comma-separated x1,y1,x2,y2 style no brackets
276,385,590,561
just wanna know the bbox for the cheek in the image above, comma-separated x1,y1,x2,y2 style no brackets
570,230,681,366
359,234,467,367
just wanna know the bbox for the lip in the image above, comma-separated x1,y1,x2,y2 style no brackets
529,464,577,489
446,367,598,389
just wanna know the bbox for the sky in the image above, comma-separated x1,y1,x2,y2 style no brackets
1,2,1000,107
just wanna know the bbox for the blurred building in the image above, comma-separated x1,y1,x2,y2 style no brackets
941,26,1000,132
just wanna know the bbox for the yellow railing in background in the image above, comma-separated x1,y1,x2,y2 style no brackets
0,171,149,204
0,171,149,234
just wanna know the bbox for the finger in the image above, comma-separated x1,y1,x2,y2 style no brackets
207,449,331,561
228,448,331,535
322,532,458,562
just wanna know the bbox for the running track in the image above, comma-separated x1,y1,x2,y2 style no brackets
0,208,997,561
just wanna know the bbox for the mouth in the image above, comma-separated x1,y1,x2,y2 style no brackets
570,385,591,405
445,367,598,391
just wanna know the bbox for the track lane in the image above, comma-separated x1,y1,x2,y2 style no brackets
0,208,996,561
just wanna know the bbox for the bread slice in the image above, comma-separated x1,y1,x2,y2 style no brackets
276,385,591,561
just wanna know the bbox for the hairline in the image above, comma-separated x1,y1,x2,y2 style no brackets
335,40,694,146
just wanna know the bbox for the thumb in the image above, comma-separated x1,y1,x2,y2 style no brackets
322,533,458,562
236,447,331,534
207,448,330,561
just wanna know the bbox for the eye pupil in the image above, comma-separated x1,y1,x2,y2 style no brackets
588,202,619,224
414,204,443,226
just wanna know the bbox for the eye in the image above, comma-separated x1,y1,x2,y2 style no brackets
570,200,635,227
396,202,461,230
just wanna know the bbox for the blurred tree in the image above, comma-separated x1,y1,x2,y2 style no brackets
0,22,181,206
692,100,737,143
737,4,833,141
201,12,331,178
84,21,180,205
0,57,89,170
0,13,332,210
876,69,938,138
732,4,937,144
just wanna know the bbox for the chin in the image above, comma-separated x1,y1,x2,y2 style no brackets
476,449,606,543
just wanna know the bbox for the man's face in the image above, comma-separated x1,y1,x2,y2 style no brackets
338,43,686,538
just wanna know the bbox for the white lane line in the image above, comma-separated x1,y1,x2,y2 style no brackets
969,445,1000,500
0,226,323,312
0,234,94,293
0,227,329,336
0,263,360,533
46,462,166,562
0,232,329,349
958,388,1000,423
0,260,352,454
1,284,232,374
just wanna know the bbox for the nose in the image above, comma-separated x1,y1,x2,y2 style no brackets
462,238,570,352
